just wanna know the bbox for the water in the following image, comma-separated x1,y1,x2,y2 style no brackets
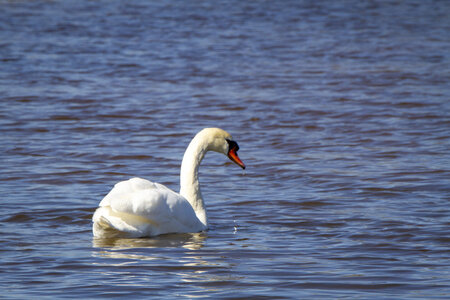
1,0,449,298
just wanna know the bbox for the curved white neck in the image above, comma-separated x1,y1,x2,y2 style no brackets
179,134,209,227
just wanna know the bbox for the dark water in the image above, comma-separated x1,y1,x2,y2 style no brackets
1,0,449,298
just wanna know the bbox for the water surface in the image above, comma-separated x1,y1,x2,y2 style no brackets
1,0,449,299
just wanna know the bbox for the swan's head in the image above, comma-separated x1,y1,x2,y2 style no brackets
200,128,246,169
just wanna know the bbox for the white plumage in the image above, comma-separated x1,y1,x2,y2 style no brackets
93,178,205,237
92,128,245,238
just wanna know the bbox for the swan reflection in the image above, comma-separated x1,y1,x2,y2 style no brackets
91,232,243,297
93,232,207,257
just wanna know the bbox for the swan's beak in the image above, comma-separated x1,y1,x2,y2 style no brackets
227,141,245,169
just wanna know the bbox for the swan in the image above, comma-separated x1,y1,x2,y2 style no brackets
92,128,245,238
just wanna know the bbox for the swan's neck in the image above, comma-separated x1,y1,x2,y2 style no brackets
179,135,209,227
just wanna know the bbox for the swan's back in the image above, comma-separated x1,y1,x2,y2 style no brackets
93,178,206,238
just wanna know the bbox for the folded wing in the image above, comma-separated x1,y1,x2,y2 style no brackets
93,177,205,238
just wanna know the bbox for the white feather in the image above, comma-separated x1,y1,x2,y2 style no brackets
92,128,244,238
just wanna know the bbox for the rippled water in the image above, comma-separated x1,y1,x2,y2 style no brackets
1,0,449,298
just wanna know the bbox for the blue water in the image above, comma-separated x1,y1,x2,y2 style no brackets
1,0,449,299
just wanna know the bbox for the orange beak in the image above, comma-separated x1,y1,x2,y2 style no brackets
228,145,245,169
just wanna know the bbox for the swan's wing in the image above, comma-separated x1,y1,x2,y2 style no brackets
98,177,156,207
95,177,204,236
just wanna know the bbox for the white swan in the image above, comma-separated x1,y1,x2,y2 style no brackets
92,128,245,238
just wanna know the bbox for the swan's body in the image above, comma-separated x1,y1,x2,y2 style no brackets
92,128,245,238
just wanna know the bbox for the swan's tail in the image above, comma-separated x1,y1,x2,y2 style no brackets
92,215,125,238
92,206,153,238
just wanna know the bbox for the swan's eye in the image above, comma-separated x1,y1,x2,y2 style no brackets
226,139,239,151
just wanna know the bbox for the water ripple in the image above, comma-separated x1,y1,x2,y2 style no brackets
1,0,449,299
